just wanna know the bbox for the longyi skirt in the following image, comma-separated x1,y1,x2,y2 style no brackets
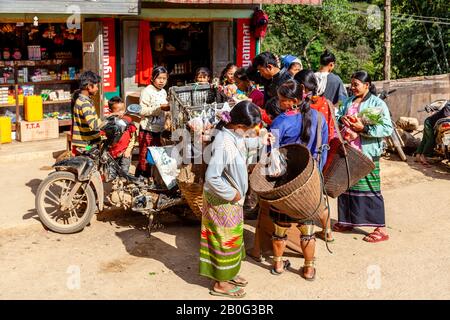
337,158,386,227
199,191,245,282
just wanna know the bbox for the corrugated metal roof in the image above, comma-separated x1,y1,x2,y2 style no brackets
162,0,322,4
0,0,140,15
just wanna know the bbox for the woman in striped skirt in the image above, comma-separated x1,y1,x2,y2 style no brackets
333,71,393,243
200,101,261,298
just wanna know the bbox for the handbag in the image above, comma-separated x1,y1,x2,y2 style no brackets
322,100,376,198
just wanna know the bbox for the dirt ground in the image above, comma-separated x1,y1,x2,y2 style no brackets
0,153,449,300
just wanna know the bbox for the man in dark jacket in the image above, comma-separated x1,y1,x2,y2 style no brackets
248,52,292,102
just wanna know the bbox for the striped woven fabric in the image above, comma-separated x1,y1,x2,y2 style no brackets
338,159,386,227
199,191,245,282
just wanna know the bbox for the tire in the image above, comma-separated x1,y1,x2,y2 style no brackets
35,171,96,234
445,145,450,161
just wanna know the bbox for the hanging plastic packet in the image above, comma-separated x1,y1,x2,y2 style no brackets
268,148,287,178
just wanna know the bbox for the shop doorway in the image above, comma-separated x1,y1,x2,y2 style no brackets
122,20,233,104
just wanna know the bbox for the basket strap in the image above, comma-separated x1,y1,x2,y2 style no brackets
326,99,348,157
326,99,351,190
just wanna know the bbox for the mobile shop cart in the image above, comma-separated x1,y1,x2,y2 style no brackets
147,83,228,219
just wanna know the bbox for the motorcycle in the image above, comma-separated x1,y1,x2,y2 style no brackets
35,104,188,235
419,99,450,160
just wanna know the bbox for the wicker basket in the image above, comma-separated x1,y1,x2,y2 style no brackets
323,137,376,198
249,144,314,201
267,162,325,222
176,163,206,219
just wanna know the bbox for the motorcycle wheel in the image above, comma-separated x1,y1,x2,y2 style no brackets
35,171,96,234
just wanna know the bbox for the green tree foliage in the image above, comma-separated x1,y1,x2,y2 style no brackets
262,0,450,81
389,0,450,78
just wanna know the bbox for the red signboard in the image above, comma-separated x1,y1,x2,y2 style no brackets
100,18,116,92
236,19,256,68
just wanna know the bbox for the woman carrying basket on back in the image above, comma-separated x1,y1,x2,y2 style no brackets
264,79,329,281
333,71,393,243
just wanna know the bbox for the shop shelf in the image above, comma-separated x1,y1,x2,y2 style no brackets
43,100,72,105
0,59,81,68
18,80,78,86
58,119,72,126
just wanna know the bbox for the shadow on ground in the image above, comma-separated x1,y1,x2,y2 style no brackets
23,179,43,222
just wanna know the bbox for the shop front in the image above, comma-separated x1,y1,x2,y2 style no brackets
0,0,139,141
0,0,321,143
121,0,322,103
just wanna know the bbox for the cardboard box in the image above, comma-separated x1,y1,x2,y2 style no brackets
17,118,59,142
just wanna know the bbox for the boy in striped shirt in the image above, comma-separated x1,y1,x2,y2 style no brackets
71,71,102,155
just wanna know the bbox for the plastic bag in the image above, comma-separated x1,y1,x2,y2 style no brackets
148,146,179,190
357,107,384,126
267,148,287,178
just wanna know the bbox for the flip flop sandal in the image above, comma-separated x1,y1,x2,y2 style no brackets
270,259,291,275
363,230,389,243
300,267,316,282
228,276,248,287
209,286,246,299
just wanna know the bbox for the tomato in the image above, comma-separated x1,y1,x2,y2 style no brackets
349,116,358,123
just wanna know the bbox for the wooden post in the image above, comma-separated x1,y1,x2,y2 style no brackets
384,0,391,80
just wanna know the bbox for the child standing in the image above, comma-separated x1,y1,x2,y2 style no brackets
137,66,170,178
194,67,227,104
219,63,238,98
107,97,137,174
233,68,264,108
71,71,102,155
201,101,261,299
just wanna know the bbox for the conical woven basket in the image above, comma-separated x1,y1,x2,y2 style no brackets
249,144,314,201
266,161,325,222
176,163,205,219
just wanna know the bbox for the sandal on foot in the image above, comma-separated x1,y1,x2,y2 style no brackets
363,230,389,243
270,259,291,275
228,275,248,287
332,223,353,233
315,230,335,243
210,286,246,299
300,261,316,281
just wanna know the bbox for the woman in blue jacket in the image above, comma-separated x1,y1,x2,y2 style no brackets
333,71,393,243
267,79,329,281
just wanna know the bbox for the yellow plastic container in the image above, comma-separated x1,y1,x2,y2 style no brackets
24,95,43,121
0,116,12,144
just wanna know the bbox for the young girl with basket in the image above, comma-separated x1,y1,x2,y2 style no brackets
200,101,261,299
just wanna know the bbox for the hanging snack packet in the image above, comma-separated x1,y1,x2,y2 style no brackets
268,148,287,178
